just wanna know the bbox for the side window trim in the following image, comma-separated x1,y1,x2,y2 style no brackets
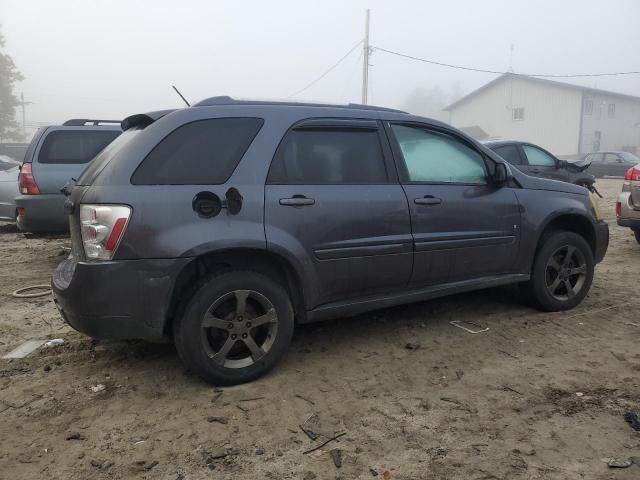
383,121,491,185
266,117,393,185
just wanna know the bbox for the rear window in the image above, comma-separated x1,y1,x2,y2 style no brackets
492,145,523,166
76,128,142,186
267,128,388,184
38,130,121,164
131,118,263,185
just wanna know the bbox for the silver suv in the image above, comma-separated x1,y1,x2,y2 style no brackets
616,163,640,243
16,119,121,233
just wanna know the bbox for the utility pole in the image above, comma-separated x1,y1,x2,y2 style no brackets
19,93,33,140
362,9,370,105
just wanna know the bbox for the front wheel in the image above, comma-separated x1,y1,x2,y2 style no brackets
522,231,594,311
174,270,294,385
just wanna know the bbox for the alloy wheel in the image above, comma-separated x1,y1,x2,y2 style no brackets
544,245,587,302
201,290,278,368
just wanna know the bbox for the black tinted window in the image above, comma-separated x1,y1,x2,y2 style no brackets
38,130,121,164
131,118,263,185
492,145,523,165
268,128,387,184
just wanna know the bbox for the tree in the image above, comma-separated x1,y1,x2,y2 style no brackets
401,86,447,121
0,26,24,142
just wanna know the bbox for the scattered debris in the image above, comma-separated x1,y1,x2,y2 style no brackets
449,320,489,334
418,399,431,410
455,370,464,380
440,397,477,414
90,384,106,393
611,351,626,362
236,404,249,413
65,432,83,440
44,338,65,347
383,470,392,480
607,458,632,468
303,472,317,480
575,392,584,397
1,393,43,409
295,394,315,405
300,414,322,441
2,340,45,359
206,416,228,424
211,392,223,404
501,385,523,396
404,340,420,350
472,443,489,453
238,396,265,402
369,467,379,476
303,432,347,455
255,447,265,455
624,412,640,431
330,448,343,468
11,285,52,298
497,349,519,359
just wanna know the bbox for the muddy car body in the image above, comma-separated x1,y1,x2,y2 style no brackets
52,98,609,384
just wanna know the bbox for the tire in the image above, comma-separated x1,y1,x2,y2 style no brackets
522,231,594,312
173,270,294,385
634,230,640,244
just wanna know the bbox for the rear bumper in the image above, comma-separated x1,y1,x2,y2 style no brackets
594,220,609,264
617,191,640,230
52,256,192,341
15,194,68,233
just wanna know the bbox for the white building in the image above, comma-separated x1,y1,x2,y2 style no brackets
444,73,640,157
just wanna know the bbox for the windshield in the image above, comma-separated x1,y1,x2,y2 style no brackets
619,152,640,163
76,128,141,185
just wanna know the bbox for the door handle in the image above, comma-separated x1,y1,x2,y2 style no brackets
414,196,442,206
530,169,540,174
279,195,315,206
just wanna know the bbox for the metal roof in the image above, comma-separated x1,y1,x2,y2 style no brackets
444,73,640,111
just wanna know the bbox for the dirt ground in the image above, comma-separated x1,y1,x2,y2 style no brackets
0,178,638,480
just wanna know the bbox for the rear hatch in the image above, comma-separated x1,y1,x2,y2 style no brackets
31,127,121,194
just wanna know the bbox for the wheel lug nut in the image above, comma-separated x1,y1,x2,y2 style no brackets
238,316,243,321
246,322,252,328
231,334,237,340
228,323,234,329
242,333,248,339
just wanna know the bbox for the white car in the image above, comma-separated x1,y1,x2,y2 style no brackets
616,163,640,243
0,155,20,222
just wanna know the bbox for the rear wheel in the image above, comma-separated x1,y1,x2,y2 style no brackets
634,230,640,244
523,231,594,311
174,270,294,385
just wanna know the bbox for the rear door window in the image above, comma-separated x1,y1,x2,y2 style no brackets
131,118,263,185
37,130,121,164
492,144,524,165
267,127,388,184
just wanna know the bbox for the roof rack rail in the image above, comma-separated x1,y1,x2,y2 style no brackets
193,96,406,113
62,119,121,126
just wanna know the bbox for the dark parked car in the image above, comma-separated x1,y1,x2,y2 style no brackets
584,151,640,178
16,119,121,233
53,98,609,385
484,140,596,189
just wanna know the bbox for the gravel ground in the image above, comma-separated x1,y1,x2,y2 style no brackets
0,178,638,480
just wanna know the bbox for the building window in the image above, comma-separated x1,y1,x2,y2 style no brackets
608,103,616,118
584,99,593,115
512,107,525,121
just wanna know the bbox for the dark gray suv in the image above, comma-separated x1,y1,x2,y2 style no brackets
52,98,609,385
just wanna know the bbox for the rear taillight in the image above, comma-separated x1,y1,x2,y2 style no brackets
80,204,131,260
624,165,640,181
18,163,40,194
616,201,622,217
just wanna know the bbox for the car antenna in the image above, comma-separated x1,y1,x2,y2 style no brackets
172,85,191,107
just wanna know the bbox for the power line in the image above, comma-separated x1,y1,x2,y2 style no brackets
372,46,640,78
288,40,363,99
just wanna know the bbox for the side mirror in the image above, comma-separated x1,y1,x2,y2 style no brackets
492,162,509,187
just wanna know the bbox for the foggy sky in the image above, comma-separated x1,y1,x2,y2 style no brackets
2,0,639,131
